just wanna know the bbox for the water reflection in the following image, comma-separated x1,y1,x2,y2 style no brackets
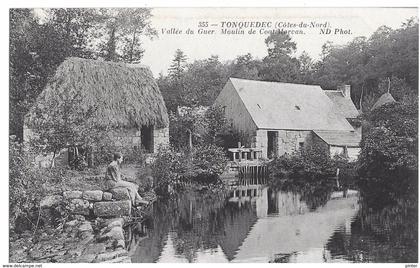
128,182,416,263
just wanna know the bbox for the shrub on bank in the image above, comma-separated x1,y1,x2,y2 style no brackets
151,144,228,195
267,143,337,186
358,101,418,205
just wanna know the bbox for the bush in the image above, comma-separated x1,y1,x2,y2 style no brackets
267,143,341,208
151,144,228,195
358,102,418,203
9,137,66,233
268,143,336,185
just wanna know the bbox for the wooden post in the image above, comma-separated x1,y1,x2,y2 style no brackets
187,129,193,151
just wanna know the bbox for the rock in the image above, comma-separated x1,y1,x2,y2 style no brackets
115,239,125,249
83,243,106,255
78,221,93,233
103,256,131,263
110,188,130,200
63,191,83,199
109,226,124,240
72,215,85,221
75,253,96,263
79,233,95,245
67,247,84,258
93,201,131,217
103,192,113,201
82,190,103,201
65,219,79,227
106,217,124,228
40,195,63,208
29,248,44,260
94,249,127,262
69,199,91,215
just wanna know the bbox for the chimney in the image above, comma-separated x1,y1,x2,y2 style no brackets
338,85,351,99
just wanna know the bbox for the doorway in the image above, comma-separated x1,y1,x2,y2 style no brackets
141,125,154,153
267,131,278,159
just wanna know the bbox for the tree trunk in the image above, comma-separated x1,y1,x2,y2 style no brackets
106,27,117,61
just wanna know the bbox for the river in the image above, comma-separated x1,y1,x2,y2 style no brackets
125,183,417,263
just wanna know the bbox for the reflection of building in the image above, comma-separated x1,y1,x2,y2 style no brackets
216,201,258,261
232,195,359,262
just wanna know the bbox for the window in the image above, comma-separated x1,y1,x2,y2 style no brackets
299,142,304,153
295,105,301,110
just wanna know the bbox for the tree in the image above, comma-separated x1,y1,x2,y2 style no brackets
29,91,109,168
259,33,300,82
227,53,261,80
168,49,188,79
10,8,98,140
358,102,418,202
96,8,157,63
297,51,314,83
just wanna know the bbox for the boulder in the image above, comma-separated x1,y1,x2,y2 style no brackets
94,249,127,262
115,239,125,249
69,199,91,216
103,192,113,201
102,226,124,240
78,221,93,233
106,218,124,228
83,243,106,255
103,256,131,263
82,190,103,201
93,201,131,217
63,191,82,199
75,253,96,263
40,195,63,208
110,188,130,200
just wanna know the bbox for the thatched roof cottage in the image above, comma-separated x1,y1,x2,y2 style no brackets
24,57,169,166
214,78,361,160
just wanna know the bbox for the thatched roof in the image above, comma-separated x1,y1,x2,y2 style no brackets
28,57,169,128
371,92,396,111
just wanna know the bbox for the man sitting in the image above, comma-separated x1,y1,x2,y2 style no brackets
104,152,148,206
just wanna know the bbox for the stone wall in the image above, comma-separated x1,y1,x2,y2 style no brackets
255,129,312,158
41,188,136,218
111,126,169,153
153,127,169,152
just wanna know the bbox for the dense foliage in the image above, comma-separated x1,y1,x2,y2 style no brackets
358,101,418,204
151,144,228,195
9,137,68,233
169,105,240,150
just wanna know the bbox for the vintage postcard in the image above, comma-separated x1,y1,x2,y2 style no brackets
7,6,418,265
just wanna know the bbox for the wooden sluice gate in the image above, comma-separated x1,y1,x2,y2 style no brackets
238,165,268,184
222,142,269,185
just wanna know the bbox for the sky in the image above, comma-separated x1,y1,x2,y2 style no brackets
140,7,418,77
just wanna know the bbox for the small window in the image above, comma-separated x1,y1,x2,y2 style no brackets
295,105,301,110
299,142,304,152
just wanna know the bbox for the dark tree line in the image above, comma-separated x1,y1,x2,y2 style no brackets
10,8,156,140
159,18,418,113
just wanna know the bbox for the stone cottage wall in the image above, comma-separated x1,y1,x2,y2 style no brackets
111,126,169,153
153,127,169,152
255,129,312,158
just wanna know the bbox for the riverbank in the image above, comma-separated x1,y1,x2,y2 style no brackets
9,165,156,263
